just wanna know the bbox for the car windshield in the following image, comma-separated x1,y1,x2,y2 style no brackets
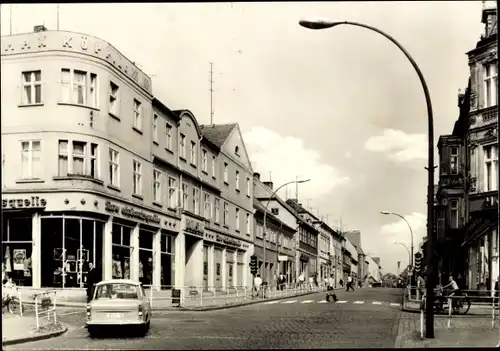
94,283,140,300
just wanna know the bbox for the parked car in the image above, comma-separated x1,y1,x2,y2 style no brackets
86,279,151,337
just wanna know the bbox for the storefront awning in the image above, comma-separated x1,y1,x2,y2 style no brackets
461,217,494,248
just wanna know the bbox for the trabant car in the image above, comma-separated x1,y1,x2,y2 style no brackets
86,279,151,337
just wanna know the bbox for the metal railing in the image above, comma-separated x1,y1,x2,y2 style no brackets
142,283,325,308
32,290,57,331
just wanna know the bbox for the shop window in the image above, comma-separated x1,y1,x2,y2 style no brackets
111,223,133,280
216,263,221,276
139,229,154,286
160,232,174,289
2,217,33,286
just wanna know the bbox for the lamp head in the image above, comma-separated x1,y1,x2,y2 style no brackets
299,18,341,30
296,179,311,184
380,211,391,215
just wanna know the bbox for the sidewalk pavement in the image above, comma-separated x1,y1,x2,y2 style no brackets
404,299,495,316
394,311,499,348
2,313,67,346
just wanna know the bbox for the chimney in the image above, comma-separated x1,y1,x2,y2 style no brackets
34,25,47,33
253,172,260,181
263,181,273,190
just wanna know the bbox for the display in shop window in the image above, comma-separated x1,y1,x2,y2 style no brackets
204,262,208,275
216,263,221,276
53,248,66,261
229,265,233,278
12,249,26,271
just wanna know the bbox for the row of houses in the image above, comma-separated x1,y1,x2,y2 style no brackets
0,25,381,293
428,2,498,292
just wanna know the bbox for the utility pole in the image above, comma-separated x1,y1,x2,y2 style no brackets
57,4,60,31
209,62,214,124
9,5,12,35
295,176,299,201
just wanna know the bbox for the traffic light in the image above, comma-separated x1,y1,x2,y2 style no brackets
250,255,258,276
414,252,423,276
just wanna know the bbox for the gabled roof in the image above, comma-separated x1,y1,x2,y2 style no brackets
253,198,297,233
199,123,237,148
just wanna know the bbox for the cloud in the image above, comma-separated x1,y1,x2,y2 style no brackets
243,126,350,200
364,129,427,162
344,151,352,159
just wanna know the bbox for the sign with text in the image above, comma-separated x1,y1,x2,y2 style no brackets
2,196,47,209
185,218,205,237
105,201,161,225
216,234,241,248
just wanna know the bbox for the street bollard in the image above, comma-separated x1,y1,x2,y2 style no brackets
244,286,247,301
492,297,495,329
150,286,154,308
53,291,57,324
35,296,40,331
447,297,452,329
420,297,425,339
200,289,203,307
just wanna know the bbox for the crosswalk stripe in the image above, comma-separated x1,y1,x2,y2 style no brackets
264,301,280,304
372,301,382,305
301,300,314,304
318,300,327,303
336,300,348,304
283,300,297,304
390,303,401,306
353,301,364,304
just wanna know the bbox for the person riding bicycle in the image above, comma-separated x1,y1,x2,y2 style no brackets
442,275,461,309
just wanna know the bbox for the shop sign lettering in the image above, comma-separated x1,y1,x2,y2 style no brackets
104,201,161,225
216,234,241,247
185,218,204,237
1,33,152,94
2,196,47,209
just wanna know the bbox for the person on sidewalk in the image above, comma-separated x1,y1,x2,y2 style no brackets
298,273,305,290
339,278,344,288
254,274,262,298
86,263,97,303
326,274,338,302
346,275,354,292
308,276,314,291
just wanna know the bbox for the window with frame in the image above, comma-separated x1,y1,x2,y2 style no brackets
109,148,120,187
133,99,142,130
201,149,208,172
182,183,189,211
180,134,186,159
246,213,251,234
168,177,177,209
235,208,240,230
223,202,229,226
235,170,240,191
133,160,142,195
215,198,220,223
484,144,498,191
165,123,173,151
190,141,197,165
153,114,159,143
60,69,98,107
22,71,42,105
484,62,498,108
58,140,99,178
224,162,228,183
450,200,459,229
153,169,162,203
20,140,41,179
450,147,458,175
246,177,251,197
109,81,119,116
192,188,200,215
212,156,216,178
204,193,212,219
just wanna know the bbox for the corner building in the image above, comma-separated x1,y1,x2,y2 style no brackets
1,28,253,294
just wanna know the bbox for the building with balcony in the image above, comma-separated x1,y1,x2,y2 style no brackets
1,27,254,294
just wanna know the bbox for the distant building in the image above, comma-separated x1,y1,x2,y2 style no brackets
345,230,367,284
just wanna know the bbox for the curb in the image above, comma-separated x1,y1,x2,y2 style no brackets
50,289,336,312
2,325,68,347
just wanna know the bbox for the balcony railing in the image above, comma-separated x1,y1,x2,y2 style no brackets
482,105,498,123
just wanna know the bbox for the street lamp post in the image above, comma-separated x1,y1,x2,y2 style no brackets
394,242,412,272
262,179,311,293
382,211,415,268
299,19,435,338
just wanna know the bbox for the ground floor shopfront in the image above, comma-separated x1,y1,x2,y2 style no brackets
296,250,317,282
175,215,253,291
253,246,294,286
1,192,179,290
318,255,331,281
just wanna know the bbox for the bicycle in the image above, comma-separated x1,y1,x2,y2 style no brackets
434,285,471,315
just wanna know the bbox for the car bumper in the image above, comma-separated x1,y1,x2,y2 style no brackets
86,320,146,327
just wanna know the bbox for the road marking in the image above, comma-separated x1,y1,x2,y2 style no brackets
353,301,365,304
283,300,297,304
301,300,314,304
264,300,281,304
58,310,85,316
318,300,327,303
390,303,401,306
336,300,348,304
372,301,382,305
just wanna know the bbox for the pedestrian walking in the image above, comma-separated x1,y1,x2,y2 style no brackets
326,274,338,302
86,262,97,303
308,276,314,291
298,273,305,290
339,278,344,288
346,275,354,292
254,274,262,298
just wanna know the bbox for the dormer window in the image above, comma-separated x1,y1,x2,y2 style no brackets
450,147,458,175
235,146,240,156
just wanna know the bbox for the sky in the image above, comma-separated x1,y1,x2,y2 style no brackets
1,1,486,275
